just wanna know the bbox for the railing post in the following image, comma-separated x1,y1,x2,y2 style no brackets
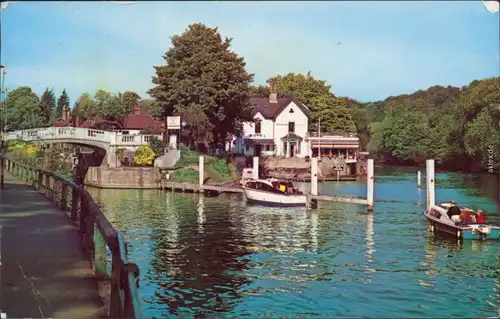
61,183,68,211
79,196,88,234
45,174,53,200
71,188,79,222
110,254,123,319
94,228,107,280
37,171,43,190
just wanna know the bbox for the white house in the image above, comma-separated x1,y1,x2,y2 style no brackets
228,93,310,158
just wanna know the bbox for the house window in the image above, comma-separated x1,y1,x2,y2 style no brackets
255,121,261,134
245,144,250,151
266,145,270,151
289,108,294,113
288,122,295,133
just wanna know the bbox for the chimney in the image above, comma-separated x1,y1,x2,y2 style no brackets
133,103,141,115
269,82,278,103
269,93,278,103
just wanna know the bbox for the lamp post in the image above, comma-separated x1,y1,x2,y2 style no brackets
180,120,187,149
0,64,6,189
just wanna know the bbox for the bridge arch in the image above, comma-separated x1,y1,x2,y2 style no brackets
4,127,162,167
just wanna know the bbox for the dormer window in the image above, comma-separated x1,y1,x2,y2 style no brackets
255,120,261,134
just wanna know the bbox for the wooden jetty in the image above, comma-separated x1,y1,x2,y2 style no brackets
160,155,375,211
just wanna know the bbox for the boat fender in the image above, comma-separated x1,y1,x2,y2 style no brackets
430,223,435,232
457,230,461,238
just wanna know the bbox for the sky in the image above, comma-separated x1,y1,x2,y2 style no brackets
1,1,499,104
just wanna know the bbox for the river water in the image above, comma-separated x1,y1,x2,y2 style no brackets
88,166,500,318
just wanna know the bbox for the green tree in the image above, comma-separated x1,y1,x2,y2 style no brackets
148,23,254,150
464,108,500,167
74,93,97,119
119,91,141,115
3,87,41,130
139,99,163,119
263,72,360,134
56,89,70,120
95,89,127,119
39,89,56,125
311,95,357,134
148,136,165,158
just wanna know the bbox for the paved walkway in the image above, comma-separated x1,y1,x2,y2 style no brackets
0,173,104,318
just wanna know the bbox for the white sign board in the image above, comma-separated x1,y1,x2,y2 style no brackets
167,116,181,130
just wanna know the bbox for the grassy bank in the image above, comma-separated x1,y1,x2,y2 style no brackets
170,146,235,183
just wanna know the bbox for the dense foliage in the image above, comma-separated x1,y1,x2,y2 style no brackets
148,23,255,151
148,137,165,159
363,78,500,171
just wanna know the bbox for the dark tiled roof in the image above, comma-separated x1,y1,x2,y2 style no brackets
122,114,163,131
53,119,71,127
281,133,303,141
249,97,309,119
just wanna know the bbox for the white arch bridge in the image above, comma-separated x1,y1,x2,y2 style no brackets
3,127,163,167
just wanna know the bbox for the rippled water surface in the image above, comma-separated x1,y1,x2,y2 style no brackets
88,166,500,318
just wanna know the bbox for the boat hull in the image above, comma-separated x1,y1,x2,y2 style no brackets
243,188,307,207
424,211,500,240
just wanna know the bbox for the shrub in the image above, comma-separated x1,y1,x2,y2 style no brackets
148,137,165,159
133,145,155,166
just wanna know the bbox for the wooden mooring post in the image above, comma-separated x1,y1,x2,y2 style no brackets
307,157,373,210
199,155,204,186
252,156,259,180
367,159,374,211
417,170,421,188
426,159,435,210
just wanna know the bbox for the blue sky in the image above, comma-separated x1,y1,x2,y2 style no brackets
2,1,499,104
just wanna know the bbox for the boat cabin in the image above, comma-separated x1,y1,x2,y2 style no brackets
245,179,302,195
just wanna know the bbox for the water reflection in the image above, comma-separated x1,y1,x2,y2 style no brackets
365,212,375,282
150,195,251,317
234,206,318,253
420,237,437,288
86,166,500,318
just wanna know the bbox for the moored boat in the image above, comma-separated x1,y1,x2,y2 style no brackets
424,202,500,240
243,178,307,207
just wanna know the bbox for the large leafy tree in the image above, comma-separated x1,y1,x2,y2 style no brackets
74,92,97,119
56,89,70,120
119,91,141,115
139,99,162,119
3,86,41,130
148,23,254,150
39,88,56,125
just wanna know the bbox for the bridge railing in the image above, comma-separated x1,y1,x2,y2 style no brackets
5,127,163,147
2,157,143,319
5,127,112,144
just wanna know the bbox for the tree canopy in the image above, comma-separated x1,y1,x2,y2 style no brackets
363,77,500,171
39,89,56,126
56,89,70,119
2,86,41,130
148,23,255,150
